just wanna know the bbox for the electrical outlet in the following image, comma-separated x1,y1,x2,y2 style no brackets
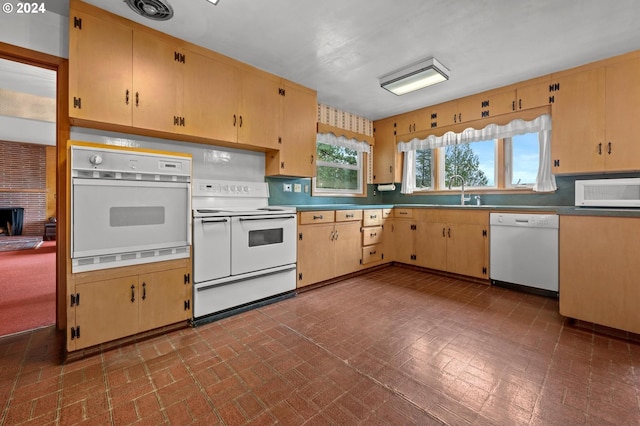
293,183,302,193
283,183,292,192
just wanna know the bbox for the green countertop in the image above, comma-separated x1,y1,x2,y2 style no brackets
288,204,640,217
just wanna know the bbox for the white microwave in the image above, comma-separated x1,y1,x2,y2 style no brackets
575,178,640,207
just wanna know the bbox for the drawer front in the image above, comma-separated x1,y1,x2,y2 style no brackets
336,209,363,222
299,211,335,225
362,225,383,246
382,208,393,219
394,208,413,218
363,209,383,226
362,244,383,264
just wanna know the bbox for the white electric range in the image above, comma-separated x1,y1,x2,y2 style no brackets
191,179,296,324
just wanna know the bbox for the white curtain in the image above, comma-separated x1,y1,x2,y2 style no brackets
317,132,371,153
397,114,556,193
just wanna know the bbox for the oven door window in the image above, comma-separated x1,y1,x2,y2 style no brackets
248,228,283,247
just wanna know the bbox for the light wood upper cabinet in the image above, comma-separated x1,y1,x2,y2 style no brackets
396,108,429,137
550,58,640,175
69,1,316,156
550,67,606,174
372,117,402,183
457,89,516,122
183,51,239,141
238,69,282,149
267,81,318,177
132,31,185,133
426,100,458,130
604,56,640,172
515,76,552,111
69,10,133,126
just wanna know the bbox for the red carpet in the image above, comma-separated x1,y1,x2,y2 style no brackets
0,241,56,336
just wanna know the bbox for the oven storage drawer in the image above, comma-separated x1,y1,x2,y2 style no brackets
193,266,296,318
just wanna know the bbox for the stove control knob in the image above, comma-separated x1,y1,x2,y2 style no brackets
243,186,250,193
89,154,103,166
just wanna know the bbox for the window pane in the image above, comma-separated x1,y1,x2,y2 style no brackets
316,166,359,190
511,133,539,186
444,141,494,187
317,142,358,165
415,150,432,188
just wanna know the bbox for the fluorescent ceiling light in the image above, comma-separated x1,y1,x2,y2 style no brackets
206,0,220,4
380,58,450,96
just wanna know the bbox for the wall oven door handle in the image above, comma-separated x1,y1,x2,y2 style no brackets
238,216,296,221
201,219,229,224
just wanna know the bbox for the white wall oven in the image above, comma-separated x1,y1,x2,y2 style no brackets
192,179,296,323
71,144,191,272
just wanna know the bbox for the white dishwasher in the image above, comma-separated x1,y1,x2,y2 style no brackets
489,213,559,297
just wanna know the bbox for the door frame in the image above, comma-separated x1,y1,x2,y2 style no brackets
0,42,69,331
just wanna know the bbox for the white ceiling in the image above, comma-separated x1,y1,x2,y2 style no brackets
35,1,640,120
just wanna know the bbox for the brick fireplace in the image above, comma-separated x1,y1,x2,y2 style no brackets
0,141,49,237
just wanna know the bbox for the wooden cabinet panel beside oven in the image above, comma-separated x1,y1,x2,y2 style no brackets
67,259,191,351
560,215,640,334
297,211,362,287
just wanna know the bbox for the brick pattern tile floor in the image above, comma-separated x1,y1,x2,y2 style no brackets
2,266,640,425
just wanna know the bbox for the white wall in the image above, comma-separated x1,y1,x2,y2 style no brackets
70,127,266,181
0,4,68,59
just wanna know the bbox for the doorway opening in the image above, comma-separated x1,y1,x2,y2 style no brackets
0,54,60,336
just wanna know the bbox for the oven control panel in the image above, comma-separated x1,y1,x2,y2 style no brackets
193,179,269,198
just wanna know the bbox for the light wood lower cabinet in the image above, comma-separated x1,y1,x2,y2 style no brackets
395,209,489,280
67,259,191,351
559,215,640,334
297,211,362,288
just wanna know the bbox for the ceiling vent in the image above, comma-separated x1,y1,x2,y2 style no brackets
124,0,174,21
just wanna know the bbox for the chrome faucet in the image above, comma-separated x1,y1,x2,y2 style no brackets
449,174,471,205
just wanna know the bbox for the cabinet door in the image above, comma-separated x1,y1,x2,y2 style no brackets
73,276,139,350
381,219,394,262
280,82,317,176
69,10,133,126
396,108,428,137
183,52,239,142
334,221,363,277
560,216,640,334
429,101,458,129
393,220,417,264
297,224,335,287
458,89,516,122
139,268,190,332
415,222,447,271
551,68,606,173
372,118,399,183
132,31,184,133
238,69,282,149
604,57,640,172
446,224,488,279
516,77,552,111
